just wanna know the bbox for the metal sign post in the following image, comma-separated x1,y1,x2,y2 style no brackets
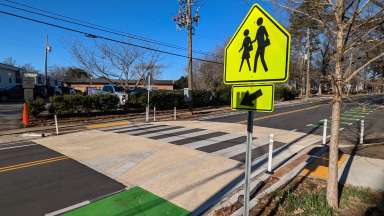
243,111,253,216
223,4,291,215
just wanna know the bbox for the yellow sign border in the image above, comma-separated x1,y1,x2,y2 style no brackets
231,84,275,112
224,3,291,85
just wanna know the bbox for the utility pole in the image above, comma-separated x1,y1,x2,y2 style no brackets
187,0,193,91
174,0,200,93
44,35,52,99
305,28,311,99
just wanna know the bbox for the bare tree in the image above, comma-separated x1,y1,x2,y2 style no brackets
194,45,224,90
71,42,162,87
98,43,140,87
21,63,39,73
2,57,17,66
132,53,163,88
71,42,111,80
49,66,67,81
273,0,384,208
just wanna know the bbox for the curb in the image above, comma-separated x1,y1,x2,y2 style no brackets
230,144,327,216
44,187,129,216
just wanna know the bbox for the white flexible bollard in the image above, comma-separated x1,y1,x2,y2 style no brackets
174,107,177,120
360,120,364,144
153,106,156,122
54,114,59,135
266,134,274,174
323,119,327,145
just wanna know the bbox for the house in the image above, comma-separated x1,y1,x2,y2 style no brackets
0,63,23,90
66,77,175,92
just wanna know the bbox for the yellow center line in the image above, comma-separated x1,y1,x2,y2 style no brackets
238,104,322,124
0,156,68,173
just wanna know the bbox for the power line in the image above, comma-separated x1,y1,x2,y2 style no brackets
0,0,217,57
0,9,223,65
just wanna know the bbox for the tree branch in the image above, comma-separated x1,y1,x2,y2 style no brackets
273,1,326,26
344,52,384,82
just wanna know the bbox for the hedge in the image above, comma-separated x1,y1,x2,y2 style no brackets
275,85,299,101
27,86,297,116
124,87,232,110
28,97,45,117
50,94,119,114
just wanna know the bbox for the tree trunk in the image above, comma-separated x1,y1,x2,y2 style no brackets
327,91,341,208
327,0,344,207
305,59,310,99
300,56,306,98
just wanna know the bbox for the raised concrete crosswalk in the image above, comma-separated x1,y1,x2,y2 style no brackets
98,123,288,163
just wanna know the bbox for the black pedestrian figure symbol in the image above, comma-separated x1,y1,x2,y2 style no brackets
239,29,252,72
252,17,270,73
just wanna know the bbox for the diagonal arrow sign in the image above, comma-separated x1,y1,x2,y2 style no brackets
240,89,263,106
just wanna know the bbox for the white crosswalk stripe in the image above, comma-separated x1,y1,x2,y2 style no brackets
158,130,214,143
125,125,172,135
106,124,157,133
100,124,145,131
143,127,198,138
184,133,243,149
212,137,269,158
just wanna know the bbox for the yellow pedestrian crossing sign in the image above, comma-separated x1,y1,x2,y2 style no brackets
224,4,291,84
231,85,274,112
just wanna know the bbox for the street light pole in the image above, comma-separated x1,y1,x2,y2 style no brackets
44,35,49,99
44,35,51,99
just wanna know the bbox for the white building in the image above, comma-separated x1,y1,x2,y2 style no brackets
0,63,64,90
0,63,23,90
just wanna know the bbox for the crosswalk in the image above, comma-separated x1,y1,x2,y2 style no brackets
306,104,378,129
98,123,286,163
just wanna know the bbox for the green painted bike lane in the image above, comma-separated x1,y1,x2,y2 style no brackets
306,105,378,128
64,187,189,216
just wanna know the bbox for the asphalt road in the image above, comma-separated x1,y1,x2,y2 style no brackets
204,95,383,137
0,141,125,216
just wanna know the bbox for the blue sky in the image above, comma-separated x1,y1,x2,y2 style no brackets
0,0,289,80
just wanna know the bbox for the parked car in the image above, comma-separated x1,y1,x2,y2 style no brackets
128,87,147,95
101,84,128,105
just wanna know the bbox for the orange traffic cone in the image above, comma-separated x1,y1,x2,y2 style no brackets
22,103,29,128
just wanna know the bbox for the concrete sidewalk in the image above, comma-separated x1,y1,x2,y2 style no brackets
339,154,384,191
300,147,384,192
